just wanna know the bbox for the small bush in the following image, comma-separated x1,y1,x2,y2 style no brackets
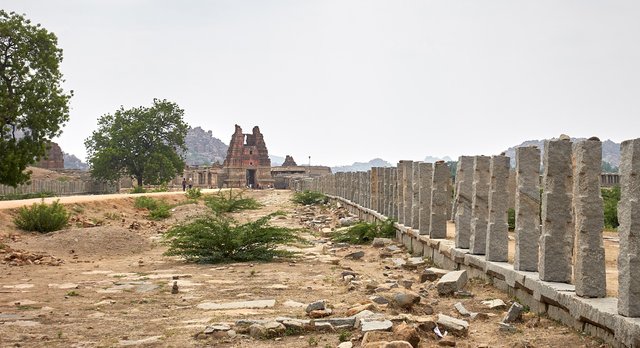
134,196,171,220
185,187,202,199
151,183,169,192
508,208,515,231
14,200,69,233
292,190,327,205
131,186,147,194
204,190,262,214
163,212,301,263
332,218,396,244
602,186,620,229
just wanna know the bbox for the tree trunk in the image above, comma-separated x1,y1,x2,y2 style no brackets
137,175,143,187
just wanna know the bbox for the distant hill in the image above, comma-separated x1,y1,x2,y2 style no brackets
331,158,393,173
503,138,620,168
424,155,453,163
63,152,89,170
184,126,228,166
271,155,285,166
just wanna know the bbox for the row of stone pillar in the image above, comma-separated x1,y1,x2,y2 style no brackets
298,137,639,318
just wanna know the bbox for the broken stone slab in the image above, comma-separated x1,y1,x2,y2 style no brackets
337,342,353,348
421,267,449,282
436,270,468,296
354,311,386,328
346,303,375,316
392,258,407,268
436,314,468,336
403,257,425,269
345,251,365,260
502,302,524,323
309,308,333,318
204,324,231,334
370,296,390,305
197,299,276,310
454,302,473,317
360,318,393,332
498,322,516,332
305,300,326,313
283,300,305,308
481,299,507,310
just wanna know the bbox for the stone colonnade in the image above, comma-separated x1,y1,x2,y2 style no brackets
294,137,640,324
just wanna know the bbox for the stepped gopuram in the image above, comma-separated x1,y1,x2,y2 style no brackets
222,125,274,188
35,141,64,169
292,136,640,347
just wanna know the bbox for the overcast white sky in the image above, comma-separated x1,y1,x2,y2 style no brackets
2,0,639,166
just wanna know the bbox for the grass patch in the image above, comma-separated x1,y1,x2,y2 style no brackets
14,200,69,233
130,186,147,194
0,191,56,201
292,190,327,205
163,211,301,263
134,196,171,220
332,218,395,244
203,190,262,214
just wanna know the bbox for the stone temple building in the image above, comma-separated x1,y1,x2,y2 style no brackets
222,125,274,188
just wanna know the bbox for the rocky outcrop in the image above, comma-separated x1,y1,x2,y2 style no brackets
282,155,297,167
184,126,228,166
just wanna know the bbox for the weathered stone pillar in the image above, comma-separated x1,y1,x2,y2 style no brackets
429,161,449,239
412,163,421,229
402,161,414,226
418,163,433,235
380,168,387,215
397,162,405,224
539,138,573,283
469,156,491,254
390,168,397,219
573,138,606,298
486,155,511,262
618,138,640,316
454,156,474,249
514,146,541,271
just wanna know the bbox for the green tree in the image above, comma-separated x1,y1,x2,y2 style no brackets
85,99,188,186
0,11,72,187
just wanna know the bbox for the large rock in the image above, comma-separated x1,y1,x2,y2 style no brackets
420,267,449,282
392,292,421,309
392,323,420,348
502,302,524,323
305,300,326,313
360,318,393,332
436,270,468,296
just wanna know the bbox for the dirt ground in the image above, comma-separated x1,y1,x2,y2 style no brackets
0,190,610,347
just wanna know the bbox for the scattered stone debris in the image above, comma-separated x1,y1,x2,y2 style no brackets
0,245,63,266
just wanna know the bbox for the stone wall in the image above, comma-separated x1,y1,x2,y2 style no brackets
292,136,640,348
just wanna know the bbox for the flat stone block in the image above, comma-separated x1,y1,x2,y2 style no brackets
198,299,276,310
463,254,486,271
436,270,468,296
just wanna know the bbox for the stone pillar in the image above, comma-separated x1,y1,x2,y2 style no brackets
573,138,606,298
618,138,640,316
402,161,414,227
378,168,384,213
380,168,387,215
514,147,541,271
486,155,511,262
397,162,405,224
412,163,421,229
418,163,433,235
454,156,474,249
539,138,573,283
429,161,449,239
469,156,491,254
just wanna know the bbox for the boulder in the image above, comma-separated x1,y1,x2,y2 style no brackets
392,323,420,348
436,270,468,296
392,292,421,309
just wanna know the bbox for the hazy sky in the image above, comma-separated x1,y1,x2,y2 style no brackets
2,1,639,166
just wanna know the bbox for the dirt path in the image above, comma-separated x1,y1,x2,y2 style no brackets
0,190,607,347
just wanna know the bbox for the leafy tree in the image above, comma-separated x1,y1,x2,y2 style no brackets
0,11,72,187
85,99,188,186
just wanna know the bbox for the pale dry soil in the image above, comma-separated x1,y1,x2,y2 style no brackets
0,190,610,347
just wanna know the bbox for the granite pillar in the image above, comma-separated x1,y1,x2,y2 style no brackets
618,138,640,316
429,161,449,239
454,156,474,249
403,161,414,226
397,162,405,224
514,146,541,271
539,138,574,283
469,156,491,254
419,163,433,235
573,139,606,298
412,163,421,229
486,155,511,262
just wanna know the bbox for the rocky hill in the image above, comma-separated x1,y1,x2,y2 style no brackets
184,127,228,166
503,138,620,168
331,158,393,173
63,152,89,170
